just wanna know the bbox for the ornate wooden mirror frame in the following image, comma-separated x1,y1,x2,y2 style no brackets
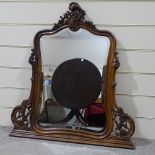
10,2,135,149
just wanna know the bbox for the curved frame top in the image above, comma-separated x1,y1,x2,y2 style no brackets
10,2,135,149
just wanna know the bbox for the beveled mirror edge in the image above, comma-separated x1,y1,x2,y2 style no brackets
10,2,135,149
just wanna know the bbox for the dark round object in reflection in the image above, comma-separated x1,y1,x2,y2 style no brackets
52,58,101,109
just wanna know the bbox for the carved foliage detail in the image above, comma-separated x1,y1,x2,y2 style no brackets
53,2,95,31
114,51,120,70
29,49,35,66
112,107,135,140
11,100,32,129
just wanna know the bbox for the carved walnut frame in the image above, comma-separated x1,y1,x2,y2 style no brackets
10,2,135,149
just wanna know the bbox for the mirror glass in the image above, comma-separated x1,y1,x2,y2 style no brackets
37,28,110,132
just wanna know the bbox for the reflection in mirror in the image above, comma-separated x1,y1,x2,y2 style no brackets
37,28,110,132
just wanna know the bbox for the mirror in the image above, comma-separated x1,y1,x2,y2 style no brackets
38,28,110,132
10,2,135,149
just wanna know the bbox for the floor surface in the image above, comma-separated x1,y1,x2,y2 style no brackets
0,126,154,155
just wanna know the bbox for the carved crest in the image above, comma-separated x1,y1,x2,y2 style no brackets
53,2,95,31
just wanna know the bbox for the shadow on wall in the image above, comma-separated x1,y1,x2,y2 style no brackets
15,48,32,110
17,48,31,89
115,40,144,139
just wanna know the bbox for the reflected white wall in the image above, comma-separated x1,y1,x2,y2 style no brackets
40,28,110,75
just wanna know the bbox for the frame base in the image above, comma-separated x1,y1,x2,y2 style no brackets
10,128,134,149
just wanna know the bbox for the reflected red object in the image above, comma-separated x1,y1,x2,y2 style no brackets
84,103,105,116
84,103,106,127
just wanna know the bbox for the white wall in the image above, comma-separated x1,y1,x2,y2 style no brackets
0,0,155,139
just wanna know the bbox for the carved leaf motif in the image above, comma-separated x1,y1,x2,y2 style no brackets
29,49,35,66
11,100,31,129
112,107,135,140
114,51,120,69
